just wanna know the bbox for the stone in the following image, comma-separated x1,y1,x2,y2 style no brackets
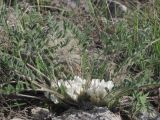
31,107,51,120
11,118,24,120
52,107,121,120
30,106,121,120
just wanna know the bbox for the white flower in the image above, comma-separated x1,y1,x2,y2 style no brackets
105,81,114,91
86,79,114,103
49,76,114,104
66,86,78,100
120,4,127,12
50,94,59,104
60,76,86,101
44,92,59,104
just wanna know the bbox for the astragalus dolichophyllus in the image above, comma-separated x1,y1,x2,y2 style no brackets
86,79,114,104
49,76,114,104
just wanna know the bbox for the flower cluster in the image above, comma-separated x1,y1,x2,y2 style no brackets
57,76,86,101
48,76,114,104
86,79,114,103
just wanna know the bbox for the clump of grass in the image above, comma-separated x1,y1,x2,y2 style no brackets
0,3,85,107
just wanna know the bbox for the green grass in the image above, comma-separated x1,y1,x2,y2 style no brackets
0,0,160,119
